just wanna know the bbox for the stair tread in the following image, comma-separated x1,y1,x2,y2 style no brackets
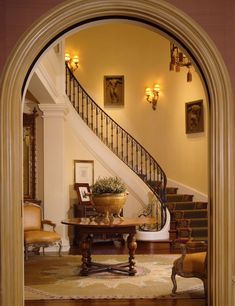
166,195,194,202
167,193,193,196
186,217,208,220
171,208,208,212
167,201,207,203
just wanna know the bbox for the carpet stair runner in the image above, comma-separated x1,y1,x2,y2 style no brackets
165,186,208,247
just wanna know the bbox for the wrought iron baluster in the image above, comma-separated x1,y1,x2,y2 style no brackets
116,125,118,155
91,101,94,131
85,96,88,123
137,144,140,173
111,122,114,151
125,134,129,165
95,107,98,135
106,116,109,145
81,91,84,119
153,163,156,184
140,147,143,176
78,85,82,115
145,152,147,179
150,158,153,182
131,139,134,169
121,130,124,160
74,83,77,112
72,78,75,108
101,112,104,141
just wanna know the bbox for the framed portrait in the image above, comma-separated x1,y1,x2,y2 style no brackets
104,75,124,107
185,100,204,134
74,160,94,186
74,183,92,205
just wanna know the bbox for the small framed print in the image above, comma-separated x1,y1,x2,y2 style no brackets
104,75,124,107
185,100,204,134
74,183,92,205
74,160,94,186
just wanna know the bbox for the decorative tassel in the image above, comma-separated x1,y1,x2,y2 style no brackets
187,69,192,82
179,52,184,63
176,64,180,72
169,62,175,71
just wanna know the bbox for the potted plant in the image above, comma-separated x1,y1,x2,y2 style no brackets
91,176,128,223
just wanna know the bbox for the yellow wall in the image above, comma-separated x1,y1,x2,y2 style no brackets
65,22,208,195
64,122,144,218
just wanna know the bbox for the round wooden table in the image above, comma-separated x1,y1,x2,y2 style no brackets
62,217,156,276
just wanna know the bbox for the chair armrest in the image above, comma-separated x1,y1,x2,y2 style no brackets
41,220,56,231
179,240,207,256
186,240,207,252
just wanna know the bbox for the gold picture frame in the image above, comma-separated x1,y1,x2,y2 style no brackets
74,160,94,186
104,75,124,107
185,100,204,134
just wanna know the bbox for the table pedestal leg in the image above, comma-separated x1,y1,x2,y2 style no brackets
127,233,137,275
80,234,92,276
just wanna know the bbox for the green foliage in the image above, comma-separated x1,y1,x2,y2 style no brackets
92,176,126,194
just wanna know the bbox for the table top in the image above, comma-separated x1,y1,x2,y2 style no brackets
61,217,156,228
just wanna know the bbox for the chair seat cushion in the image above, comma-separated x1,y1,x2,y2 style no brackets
182,252,207,274
24,230,61,244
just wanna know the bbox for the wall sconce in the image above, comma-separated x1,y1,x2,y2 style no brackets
169,43,192,82
145,84,160,111
65,53,79,72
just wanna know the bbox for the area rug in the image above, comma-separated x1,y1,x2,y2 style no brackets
24,254,205,300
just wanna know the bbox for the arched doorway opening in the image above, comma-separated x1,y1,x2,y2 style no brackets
0,1,234,306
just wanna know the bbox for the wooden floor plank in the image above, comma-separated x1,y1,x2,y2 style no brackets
25,299,206,306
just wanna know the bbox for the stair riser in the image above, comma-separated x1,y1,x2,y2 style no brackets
184,211,208,218
167,202,207,211
172,210,207,219
166,187,178,194
167,194,194,202
190,219,208,227
191,229,208,237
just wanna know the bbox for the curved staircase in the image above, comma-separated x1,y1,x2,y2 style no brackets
65,64,167,232
65,64,208,244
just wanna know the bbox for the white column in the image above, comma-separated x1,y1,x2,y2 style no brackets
39,103,69,250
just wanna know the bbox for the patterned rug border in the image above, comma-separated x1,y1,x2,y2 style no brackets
25,254,205,300
25,285,204,300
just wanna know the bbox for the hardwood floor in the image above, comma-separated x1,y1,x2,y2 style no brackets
25,241,206,306
25,299,206,306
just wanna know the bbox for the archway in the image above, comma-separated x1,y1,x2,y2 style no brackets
0,1,234,306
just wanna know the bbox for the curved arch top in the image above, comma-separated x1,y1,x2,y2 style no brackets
0,1,234,305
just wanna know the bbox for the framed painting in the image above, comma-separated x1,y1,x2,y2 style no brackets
74,160,94,186
185,100,204,134
104,75,124,107
74,183,92,205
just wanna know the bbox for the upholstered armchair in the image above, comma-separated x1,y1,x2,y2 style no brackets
24,203,62,260
171,240,207,296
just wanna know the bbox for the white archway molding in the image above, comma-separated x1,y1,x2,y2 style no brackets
0,1,234,305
